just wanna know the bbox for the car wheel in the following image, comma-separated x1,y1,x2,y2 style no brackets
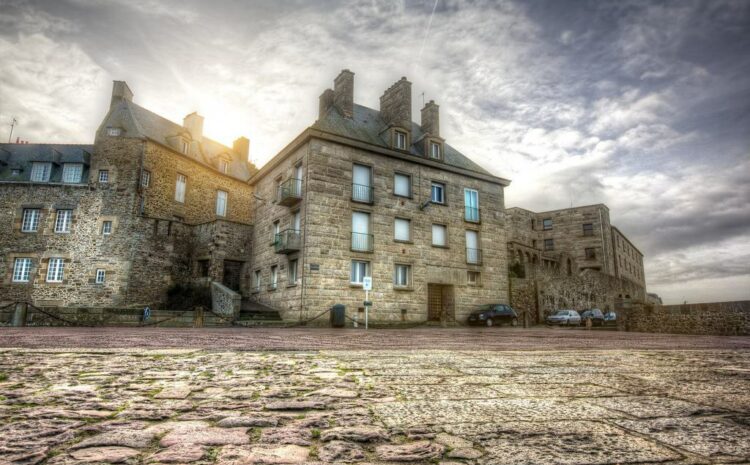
486,318,494,327
511,317,518,327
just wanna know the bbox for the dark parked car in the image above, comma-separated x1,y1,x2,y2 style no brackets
467,304,519,327
603,311,617,327
580,308,605,326
546,309,581,326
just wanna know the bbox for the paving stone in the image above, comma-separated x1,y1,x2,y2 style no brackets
73,429,157,449
154,385,192,399
217,444,310,464
318,440,366,462
260,426,312,445
217,414,281,427
159,424,250,447
147,444,205,463
321,425,389,442
265,399,327,410
376,440,446,461
434,433,474,449
68,446,141,463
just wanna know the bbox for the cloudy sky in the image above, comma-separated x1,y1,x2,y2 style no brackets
1,0,748,304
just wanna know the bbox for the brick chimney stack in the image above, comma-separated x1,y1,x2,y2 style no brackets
333,69,355,118
420,100,439,137
233,136,250,161
110,81,133,109
380,77,412,129
183,112,204,142
319,88,334,120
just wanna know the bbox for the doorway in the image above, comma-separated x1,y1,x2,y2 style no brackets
222,260,243,291
427,284,455,321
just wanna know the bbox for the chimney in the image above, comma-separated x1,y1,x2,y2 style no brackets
333,69,354,118
380,77,412,129
319,88,334,120
233,136,250,161
110,81,133,109
183,112,204,142
421,100,439,137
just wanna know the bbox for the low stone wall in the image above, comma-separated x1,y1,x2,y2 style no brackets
211,281,241,318
625,301,750,336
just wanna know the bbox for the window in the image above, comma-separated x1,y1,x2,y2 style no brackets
292,210,301,232
219,160,229,174
394,218,411,242
106,127,121,137
394,173,411,197
432,224,447,247
352,164,373,203
197,260,209,277
30,162,51,182
62,163,83,183
467,270,480,285
544,238,554,251
270,265,278,289
351,211,372,252
350,260,370,284
585,247,596,260
542,218,553,230
21,208,40,232
464,188,479,222
253,270,261,291
101,221,112,235
46,258,64,283
11,169,20,176
175,174,186,202
141,170,151,188
272,220,280,243
12,258,32,283
431,181,445,204
430,142,441,160
466,230,480,264
181,140,189,154
288,259,298,284
216,190,227,217
95,269,106,284
54,210,72,233
395,130,407,150
394,264,411,287
98,170,109,183
532,239,537,249
583,223,594,236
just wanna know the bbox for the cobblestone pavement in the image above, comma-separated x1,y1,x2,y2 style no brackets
1,326,750,350
1,346,749,464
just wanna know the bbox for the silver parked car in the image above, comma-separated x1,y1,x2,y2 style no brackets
546,309,582,326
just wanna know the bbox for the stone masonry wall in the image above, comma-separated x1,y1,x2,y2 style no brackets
625,301,750,336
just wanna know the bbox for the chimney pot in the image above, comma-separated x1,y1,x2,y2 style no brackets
333,69,354,118
233,136,250,161
110,81,133,109
380,77,412,130
421,100,440,137
183,112,204,142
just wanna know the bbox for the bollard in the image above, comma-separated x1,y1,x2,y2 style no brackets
12,302,28,327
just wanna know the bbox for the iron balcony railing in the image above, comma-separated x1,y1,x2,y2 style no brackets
277,178,303,206
466,247,482,265
464,206,481,223
351,183,374,203
267,282,278,291
351,232,374,252
274,229,301,254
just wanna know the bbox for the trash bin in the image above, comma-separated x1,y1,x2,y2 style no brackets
330,304,346,328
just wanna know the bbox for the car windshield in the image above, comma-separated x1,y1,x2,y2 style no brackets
473,304,494,313
554,311,569,316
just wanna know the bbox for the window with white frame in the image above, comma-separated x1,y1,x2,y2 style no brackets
219,160,229,174
102,221,112,235
431,181,445,204
394,264,410,287
30,162,51,182
12,258,32,283
141,170,151,188
21,208,40,232
95,269,106,284
467,270,480,285
272,220,280,243
430,142,441,160
350,260,370,284
394,217,411,242
395,130,407,150
253,269,261,291
175,174,186,202
270,265,278,288
181,140,189,154
432,224,447,247
62,163,83,183
98,170,109,183
54,210,72,233
46,258,64,282
394,173,411,197
216,190,227,217
106,127,122,137
288,259,298,284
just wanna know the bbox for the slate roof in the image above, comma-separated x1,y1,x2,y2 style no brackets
101,100,252,181
0,144,92,184
312,104,495,178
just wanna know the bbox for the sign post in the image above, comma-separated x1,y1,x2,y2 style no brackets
362,277,372,330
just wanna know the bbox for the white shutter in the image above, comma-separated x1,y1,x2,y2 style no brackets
353,164,371,187
293,211,301,231
466,230,478,249
352,212,370,234
432,224,446,246
394,174,410,196
394,218,410,241
216,190,227,216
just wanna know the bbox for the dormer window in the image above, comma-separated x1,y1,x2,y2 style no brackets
62,163,83,183
395,130,407,150
430,142,442,160
219,159,229,174
106,127,122,137
181,140,189,155
30,162,51,182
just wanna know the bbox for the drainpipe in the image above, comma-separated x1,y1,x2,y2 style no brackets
300,142,311,323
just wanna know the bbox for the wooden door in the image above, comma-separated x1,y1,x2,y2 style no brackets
223,260,243,291
428,284,443,321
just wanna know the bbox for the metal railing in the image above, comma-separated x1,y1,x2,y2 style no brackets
277,178,303,205
464,206,480,223
466,247,482,265
267,282,278,291
351,232,374,252
274,229,301,253
351,183,374,203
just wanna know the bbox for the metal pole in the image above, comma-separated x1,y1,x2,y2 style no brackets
365,289,369,330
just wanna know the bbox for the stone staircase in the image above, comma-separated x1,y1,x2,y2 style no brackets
234,299,285,327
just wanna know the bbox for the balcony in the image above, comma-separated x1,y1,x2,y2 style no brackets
466,248,482,265
267,282,278,291
277,178,303,206
274,229,301,254
351,232,374,252
351,183,374,204
464,206,481,223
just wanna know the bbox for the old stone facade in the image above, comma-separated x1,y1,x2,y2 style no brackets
1,70,648,326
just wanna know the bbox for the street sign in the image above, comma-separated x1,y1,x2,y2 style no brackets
363,301,373,307
362,276,372,291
